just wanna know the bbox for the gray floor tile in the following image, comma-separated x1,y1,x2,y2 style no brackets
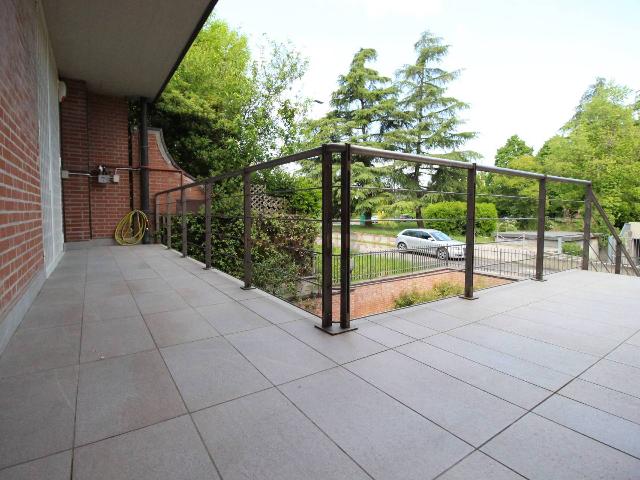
560,379,640,425
397,341,551,409
196,302,270,334
175,286,231,307
392,306,473,332
280,319,386,364
627,331,640,347
75,350,185,445
226,326,335,384
0,324,81,378
428,298,501,321
84,280,130,300
0,451,71,480
482,414,640,479
161,337,270,411
438,451,524,480
240,297,307,324
121,268,158,280
480,314,619,356
281,368,472,479
31,286,83,306
534,394,640,458
19,302,83,329
345,350,525,446
508,304,636,341
73,416,218,480
450,324,598,376
194,388,368,480
144,308,219,347
133,291,189,315
425,334,573,390
83,294,139,322
126,277,172,294
579,359,640,398
606,343,640,369
80,315,155,362
215,284,263,300
0,366,77,469
369,315,438,339
355,322,414,347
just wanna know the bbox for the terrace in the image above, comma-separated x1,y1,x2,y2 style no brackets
0,243,639,479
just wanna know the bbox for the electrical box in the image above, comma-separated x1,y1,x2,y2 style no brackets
97,175,110,184
112,174,120,183
60,170,69,179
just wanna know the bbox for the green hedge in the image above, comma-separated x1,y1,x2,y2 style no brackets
422,201,498,237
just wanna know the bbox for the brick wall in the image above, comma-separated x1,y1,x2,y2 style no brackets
60,83,202,241
0,0,44,316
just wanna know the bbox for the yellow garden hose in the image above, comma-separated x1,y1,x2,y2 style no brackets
115,210,149,245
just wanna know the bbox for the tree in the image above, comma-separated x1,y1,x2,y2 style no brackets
150,19,309,178
305,48,400,224
388,31,478,226
495,135,533,168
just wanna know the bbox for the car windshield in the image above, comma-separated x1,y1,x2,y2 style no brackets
429,231,452,241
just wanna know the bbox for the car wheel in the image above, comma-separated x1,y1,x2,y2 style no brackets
437,248,449,261
397,242,407,251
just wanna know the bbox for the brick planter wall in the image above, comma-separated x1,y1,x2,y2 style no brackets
297,270,511,320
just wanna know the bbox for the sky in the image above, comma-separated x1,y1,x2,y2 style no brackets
214,0,639,165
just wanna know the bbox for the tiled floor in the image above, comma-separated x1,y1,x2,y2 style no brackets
1,245,639,479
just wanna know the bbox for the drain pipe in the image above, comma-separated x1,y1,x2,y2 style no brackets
139,98,150,243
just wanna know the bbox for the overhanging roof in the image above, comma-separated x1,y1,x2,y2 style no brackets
42,0,217,100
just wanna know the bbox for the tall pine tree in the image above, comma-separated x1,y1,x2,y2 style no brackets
388,32,477,226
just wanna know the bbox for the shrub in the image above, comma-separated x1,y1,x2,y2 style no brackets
422,201,498,237
562,242,583,257
394,280,464,308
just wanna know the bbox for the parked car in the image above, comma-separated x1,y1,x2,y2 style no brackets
396,228,465,260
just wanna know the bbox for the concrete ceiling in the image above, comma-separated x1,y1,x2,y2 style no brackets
42,0,216,100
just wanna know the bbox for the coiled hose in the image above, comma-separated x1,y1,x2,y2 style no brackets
115,210,149,245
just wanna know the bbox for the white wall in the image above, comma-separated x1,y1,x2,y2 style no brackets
36,0,64,275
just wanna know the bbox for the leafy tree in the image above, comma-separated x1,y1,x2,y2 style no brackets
387,32,477,226
540,79,640,226
150,19,309,177
305,48,400,224
495,135,534,168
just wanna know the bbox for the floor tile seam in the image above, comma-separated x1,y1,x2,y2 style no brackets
443,328,599,375
431,449,530,480
338,363,479,450
504,308,639,338
0,446,72,474
69,251,89,480
551,390,640,427
412,338,564,391
119,271,227,479
389,346,550,411
182,320,367,480
271,374,379,480
470,324,640,454
466,321,611,358
268,315,396,366
526,410,640,461
365,317,441,340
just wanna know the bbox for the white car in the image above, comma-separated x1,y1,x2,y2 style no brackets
396,228,465,260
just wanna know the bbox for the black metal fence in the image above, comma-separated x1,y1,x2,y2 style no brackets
154,143,639,335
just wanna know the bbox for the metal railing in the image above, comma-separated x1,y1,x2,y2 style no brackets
154,143,639,335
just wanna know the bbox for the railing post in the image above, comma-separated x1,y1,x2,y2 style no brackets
462,163,476,299
615,241,622,274
242,170,254,289
339,144,355,331
181,189,187,257
535,177,546,281
582,184,592,270
318,145,333,331
204,183,212,270
166,193,172,250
